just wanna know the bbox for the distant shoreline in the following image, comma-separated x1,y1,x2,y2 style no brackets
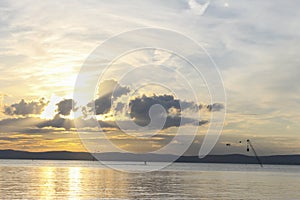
1,149,300,165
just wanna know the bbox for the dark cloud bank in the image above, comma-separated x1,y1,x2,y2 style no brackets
2,80,224,130
56,99,77,116
4,98,48,116
86,79,130,115
129,94,203,129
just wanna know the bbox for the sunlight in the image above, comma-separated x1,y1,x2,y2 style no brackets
39,167,55,200
96,112,115,121
40,94,62,119
40,94,85,120
63,110,75,119
68,167,82,199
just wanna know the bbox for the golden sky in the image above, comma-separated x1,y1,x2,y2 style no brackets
0,0,300,155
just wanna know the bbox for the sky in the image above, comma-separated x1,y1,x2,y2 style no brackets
0,0,300,155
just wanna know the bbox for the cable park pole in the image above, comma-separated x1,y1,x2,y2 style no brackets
247,139,263,168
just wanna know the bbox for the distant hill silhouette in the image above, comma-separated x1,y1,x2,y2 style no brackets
1,149,300,165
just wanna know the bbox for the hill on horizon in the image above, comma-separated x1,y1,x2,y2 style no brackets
1,149,300,165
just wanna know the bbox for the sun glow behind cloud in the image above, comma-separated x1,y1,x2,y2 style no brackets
40,94,63,119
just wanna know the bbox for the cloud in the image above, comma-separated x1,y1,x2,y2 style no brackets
129,94,203,128
87,79,130,115
4,98,48,116
36,115,117,130
198,120,209,126
89,96,111,115
0,117,46,134
206,103,224,112
36,94,209,130
0,117,43,127
163,116,208,129
37,114,74,130
188,0,210,16
97,79,130,98
56,99,76,116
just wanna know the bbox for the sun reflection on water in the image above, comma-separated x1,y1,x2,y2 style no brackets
68,167,82,199
39,167,56,200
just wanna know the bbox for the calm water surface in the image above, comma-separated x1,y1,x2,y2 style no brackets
0,159,299,199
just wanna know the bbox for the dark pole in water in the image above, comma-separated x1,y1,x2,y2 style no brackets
247,139,263,168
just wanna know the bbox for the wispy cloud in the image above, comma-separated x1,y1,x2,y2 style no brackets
188,0,210,15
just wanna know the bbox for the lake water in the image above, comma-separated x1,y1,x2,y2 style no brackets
0,160,300,199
